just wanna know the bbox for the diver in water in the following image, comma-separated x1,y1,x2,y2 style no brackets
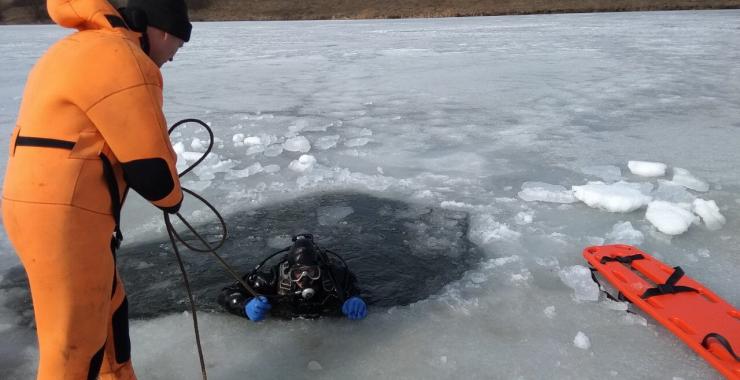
218,234,368,321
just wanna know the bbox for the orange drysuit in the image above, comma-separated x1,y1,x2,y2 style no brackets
2,1,183,379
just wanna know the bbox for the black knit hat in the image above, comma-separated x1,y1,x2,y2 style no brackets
127,0,192,42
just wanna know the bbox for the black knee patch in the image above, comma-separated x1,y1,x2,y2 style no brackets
112,297,131,364
87,344,105,380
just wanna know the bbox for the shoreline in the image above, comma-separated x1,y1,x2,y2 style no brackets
1,1,739,25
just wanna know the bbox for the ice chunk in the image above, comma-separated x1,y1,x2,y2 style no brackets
246,145,265,155
190,137,206,151
183,180,211,192
307,361,323,371
628,160,666,177
518,182,577,203
581,165,622,181
317,206,354,226
601,298,629,311
182,151,205,161
226,162,263,179
469,272,486,284
315,135,340,150
573,181,652,212
263,144,283,157
645,201,697,235
559,265,600,302
573,331,591,350
514,211,533,225
544,306,557,319
469,216,521,244
289,154,317,172
231,133,245,143
289,119,309,133
192,156,236,181
440,201,471,209
672,168,709,192
263,164,281,174
344,137,371,147
605,221,644,245
283,136,311,152
243,136,261,145
172,141,185,155
692,199,726,230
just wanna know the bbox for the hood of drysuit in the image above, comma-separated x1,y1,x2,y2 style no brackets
48,0,126,32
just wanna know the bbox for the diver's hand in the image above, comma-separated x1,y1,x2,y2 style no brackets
341,296,367,320
245,296,272,321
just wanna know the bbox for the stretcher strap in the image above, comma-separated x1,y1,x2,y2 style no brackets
600,253,644,265
640,266,698,299
702,333,740,362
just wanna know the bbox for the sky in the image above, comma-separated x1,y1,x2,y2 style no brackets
0,10,739,380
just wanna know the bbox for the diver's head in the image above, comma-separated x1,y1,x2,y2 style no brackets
125,0,192,67
286,237,321,289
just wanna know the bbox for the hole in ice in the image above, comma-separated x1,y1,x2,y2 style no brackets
0,192,481,320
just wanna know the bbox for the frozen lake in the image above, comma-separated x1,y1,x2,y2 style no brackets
1,10,739,380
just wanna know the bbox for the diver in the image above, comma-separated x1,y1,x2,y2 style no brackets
218,234,368,321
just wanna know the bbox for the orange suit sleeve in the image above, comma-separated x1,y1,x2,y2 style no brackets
85,83,184,213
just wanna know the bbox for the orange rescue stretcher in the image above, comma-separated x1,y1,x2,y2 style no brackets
584,244,739,380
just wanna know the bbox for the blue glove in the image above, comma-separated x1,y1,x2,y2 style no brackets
245,296,272,321
341,296,367,320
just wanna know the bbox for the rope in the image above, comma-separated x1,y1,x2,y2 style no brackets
162,118,261,380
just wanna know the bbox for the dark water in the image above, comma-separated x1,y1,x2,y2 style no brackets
0,191,481,320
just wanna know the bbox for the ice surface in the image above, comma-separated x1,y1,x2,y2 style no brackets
672,167,710,192
692,198,726,230
652,180,696,203
645,201,697,235
1,11,738,380
628,160,667,177
572,181,652,212
581,165,622,182
518,182,577,203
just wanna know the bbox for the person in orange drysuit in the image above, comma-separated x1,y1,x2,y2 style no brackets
1,0,191,379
